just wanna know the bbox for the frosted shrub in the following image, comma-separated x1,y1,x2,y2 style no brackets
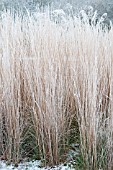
51,9,66,24
79,6,112,31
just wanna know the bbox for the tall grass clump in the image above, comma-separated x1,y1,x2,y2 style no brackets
0,9,113,169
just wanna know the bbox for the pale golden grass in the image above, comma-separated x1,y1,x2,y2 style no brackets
0,12,113,169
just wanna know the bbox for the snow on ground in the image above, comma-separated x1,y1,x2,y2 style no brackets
0,160,74,170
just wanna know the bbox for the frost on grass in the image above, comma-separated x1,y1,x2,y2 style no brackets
0,3,113,170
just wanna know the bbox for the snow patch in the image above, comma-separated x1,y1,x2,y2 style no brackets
0,160,74,170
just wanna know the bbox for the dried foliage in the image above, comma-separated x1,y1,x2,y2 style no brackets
0,11,113,169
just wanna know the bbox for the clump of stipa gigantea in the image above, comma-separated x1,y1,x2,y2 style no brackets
0,9,113,169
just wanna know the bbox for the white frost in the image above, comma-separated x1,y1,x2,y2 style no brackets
0,160,74,170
